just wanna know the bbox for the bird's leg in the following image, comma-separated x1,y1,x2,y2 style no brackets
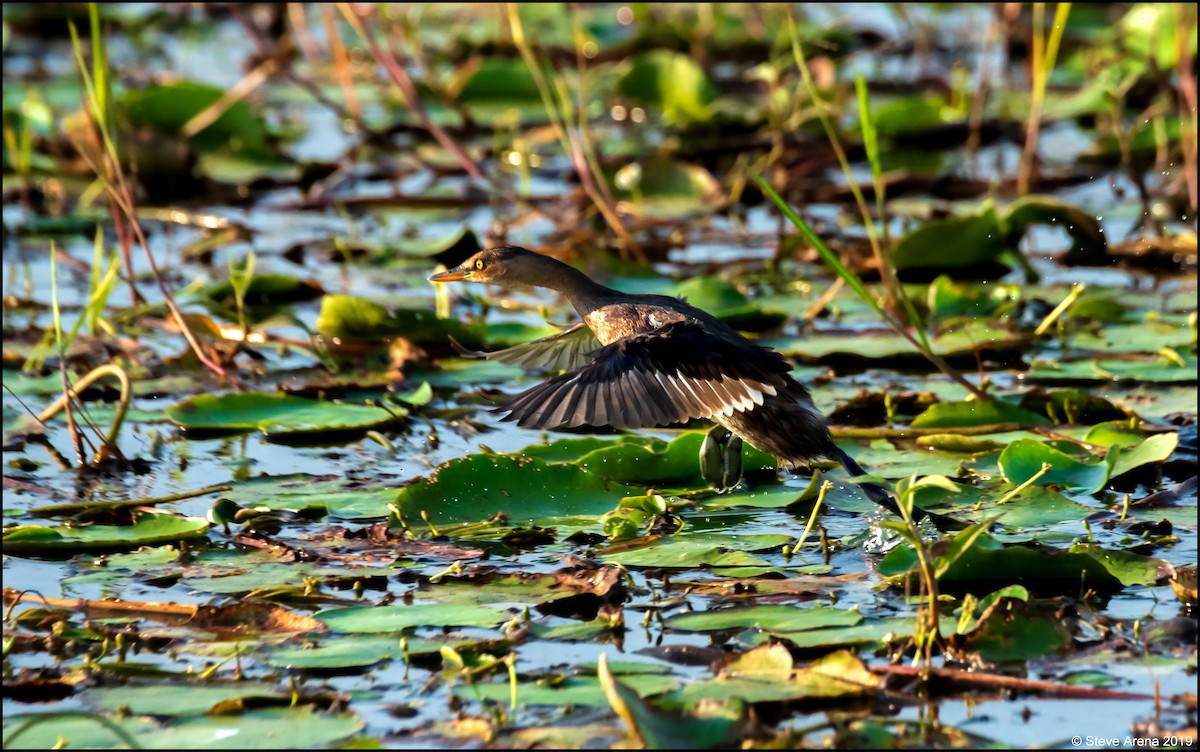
700,425,743,491
828,445,967,532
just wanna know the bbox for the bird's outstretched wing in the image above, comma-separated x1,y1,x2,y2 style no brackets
450,322,601,374
499,320,793,430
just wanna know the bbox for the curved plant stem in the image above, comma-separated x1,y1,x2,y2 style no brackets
37,363,131,465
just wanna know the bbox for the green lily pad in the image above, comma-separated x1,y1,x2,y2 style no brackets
570,432,775,485
1026,354,1198,383
958,600,1072,662
878,533,1169,594
197,273,323,308
264,638,398,670
2,513,209,556
167,393,401,437
668,277,786,331
664,605,862,633
612,159,724,219
315,295,482,345
615,50,716,126
223,474,399,520
600,532,793,569
1106,432,1179,479
121,81,267,153
892,208,1007,273
394,453,635,527
927,275,1021,319
998,438,1109,494
90,684,288,715
314,603,510,633
461,674,678,708
1005,195,1107,265
910,399,1049,428
666,646,881,705
392,225,481,260
598,654,743,749
766,321,1030,364
141,707,363,750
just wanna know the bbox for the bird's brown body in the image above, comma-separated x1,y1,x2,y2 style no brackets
431,246,960,529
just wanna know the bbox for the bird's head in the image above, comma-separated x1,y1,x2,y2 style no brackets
428,246,547,288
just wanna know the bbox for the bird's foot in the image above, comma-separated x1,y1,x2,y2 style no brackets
700,426,744,491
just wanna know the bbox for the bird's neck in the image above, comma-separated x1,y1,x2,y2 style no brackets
532,256,621,318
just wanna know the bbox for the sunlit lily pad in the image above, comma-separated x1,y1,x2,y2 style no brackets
394,453,635,527
600,532,793,569
879,533,1170,594
90,684,289,715
1026,355,1198,383
167,393,401,437
2,513,209,556
612,159,724,219
998,438,1109,494
264,638,398,670
315,603,510,633
910,399,1049,428
223,474,399,520
462,674,678,708
615,50,717,126
667,646,881,705
315,295,482,345
664,605,862,633
598,653,744,749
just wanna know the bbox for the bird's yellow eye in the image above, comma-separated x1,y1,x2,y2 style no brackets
474,259,485,270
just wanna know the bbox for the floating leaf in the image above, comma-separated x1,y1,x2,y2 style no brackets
3,513,209,556
878,533,1148,595
394,454,633,527
598,653,744,748
167,393,401,437
998,438,1109,494
615,50,716,125
392,225,481,260
612,159,724,219
90,684,288,716
264,638,398,670
1005,195,1107,265
463,674,679,708
892,208,1006,273
664,605,862,633
315,603,510,633
121,81,267,153
911,400,1049,428
956,599,1071,662
315,295,483,345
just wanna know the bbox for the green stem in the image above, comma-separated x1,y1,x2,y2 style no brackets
37,363,131,464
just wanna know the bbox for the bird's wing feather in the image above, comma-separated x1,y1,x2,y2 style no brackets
500,320,792,430
450,322,601,373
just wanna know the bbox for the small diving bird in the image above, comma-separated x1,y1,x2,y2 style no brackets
430,246,962,531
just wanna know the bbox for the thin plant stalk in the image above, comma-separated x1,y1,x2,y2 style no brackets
787,16,974,400
752,173,991,401
336,3,485,181
1176,4,1198,210
68,10,226,377
1017,2,1072,195
321,4,362,124
504,3,633,251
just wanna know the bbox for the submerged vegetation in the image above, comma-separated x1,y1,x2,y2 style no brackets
2,3,1196,749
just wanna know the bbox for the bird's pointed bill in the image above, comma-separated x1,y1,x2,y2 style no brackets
429,268,469,282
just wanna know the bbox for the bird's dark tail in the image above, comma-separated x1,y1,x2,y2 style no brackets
828,445,966,532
